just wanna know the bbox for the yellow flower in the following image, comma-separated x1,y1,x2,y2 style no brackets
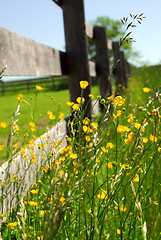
117,229,121,235
36,85,43,91
69,153,77,159
83,118,90,125
13,124,20,131
106,142,114,149
85,135,91,142
83,125,88,132
47,110,53,115
59,112,65,120
29,226,34,230
107,162,113,169
30,189,39,194
120,163,131,170
114,96,125,107
101,147,108,153
97,189,108,200
142,137,148,143
91,122,98,131
134,122,141,129
154,200,158,205
89,94,94,99
150,134,157,143
9,178,14,182
60,196,66,205
158,147,161,152
88,210,92,214
72,103,79,111
127,113,134,123
17,93,23,102
40,210,46,216
143,87,151,93
0,145,4,151
114,110,122,118
133,174,139,182
28,201,38,207
29,122,36,131
107,94,114,102
49,114,56,120
0,122,8,128
124,132,136,145
7,222,18,229
37,235,44,240
79,80,89,89
66,101,74,106
117,125,130,133
89,142,93,147
120,204,127,212
76,97,85,104
30,159,37,164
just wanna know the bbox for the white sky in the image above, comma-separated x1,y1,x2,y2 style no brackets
0,0,161,67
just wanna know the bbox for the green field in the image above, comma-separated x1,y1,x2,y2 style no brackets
0,82,99,164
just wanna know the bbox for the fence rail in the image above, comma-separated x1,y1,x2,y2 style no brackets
0,76,70,95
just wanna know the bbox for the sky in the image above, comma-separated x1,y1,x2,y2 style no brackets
0,0,161,71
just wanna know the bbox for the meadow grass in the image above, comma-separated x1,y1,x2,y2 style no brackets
0,70,161,239
0,84,99,164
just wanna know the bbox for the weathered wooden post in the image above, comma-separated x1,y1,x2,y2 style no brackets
94,26,112,99
54,0,91,117
112,41,124,94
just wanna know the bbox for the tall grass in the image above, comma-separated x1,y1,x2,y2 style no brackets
0,78,160,239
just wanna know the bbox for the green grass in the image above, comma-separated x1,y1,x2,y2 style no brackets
0,83,99,164
0,74,160,239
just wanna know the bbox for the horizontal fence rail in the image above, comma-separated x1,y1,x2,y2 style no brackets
0,27,67,76
0,76,70,95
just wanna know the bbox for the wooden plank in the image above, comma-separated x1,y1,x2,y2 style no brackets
0,120,67,216
85,22,94,39
0,27,67,76
108,39,113,50
62,0,92,117
89,61,96,77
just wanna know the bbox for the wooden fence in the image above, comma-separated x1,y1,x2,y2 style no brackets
0,0,130,115
0,76,70,95
0,0,131,216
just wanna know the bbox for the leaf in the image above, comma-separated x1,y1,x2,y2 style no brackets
126,22,132,30
139,13,144,17
134,14,138,19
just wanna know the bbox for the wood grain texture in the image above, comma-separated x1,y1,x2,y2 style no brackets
0,27,67,76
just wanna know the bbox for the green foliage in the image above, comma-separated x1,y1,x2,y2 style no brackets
0,82,160,239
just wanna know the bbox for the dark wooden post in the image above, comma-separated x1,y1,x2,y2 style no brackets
94,26,112,98
61,0,91,117
120,51,127,88
112,41,124,94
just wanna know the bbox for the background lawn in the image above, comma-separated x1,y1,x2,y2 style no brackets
0,83,99,164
